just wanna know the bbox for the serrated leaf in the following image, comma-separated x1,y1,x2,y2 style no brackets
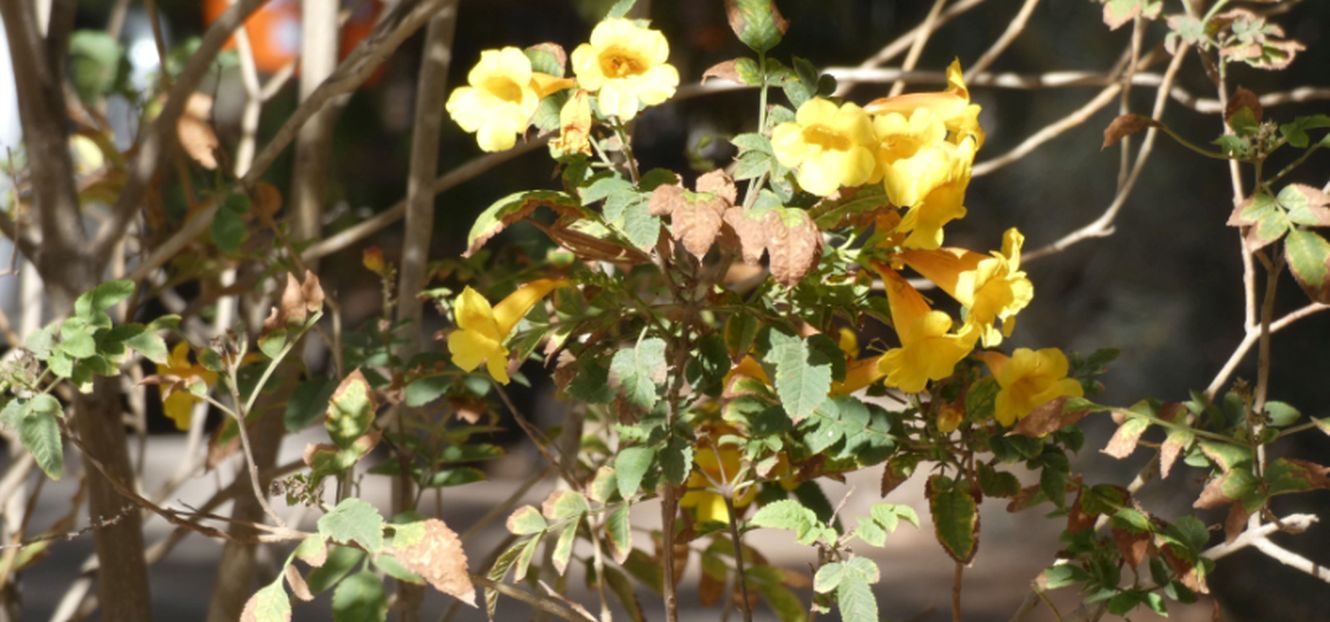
1100,0,1162,30
318,498,384,552
240,580,291,622
609,338,667,410
331,569,387,622
764,330,832,422
125,329,167,365
659,435,693,485
835,565,880,622
325,370,375,449
388,518,476,606
724,0,788,53
1284,228,1330,303
1265,401,1301,427
615,446,656,500
928,476,979,563
542,490,590,521
1102,417,1150,459
20,396,63,480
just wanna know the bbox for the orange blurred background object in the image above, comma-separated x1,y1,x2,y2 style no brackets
203,0,382,73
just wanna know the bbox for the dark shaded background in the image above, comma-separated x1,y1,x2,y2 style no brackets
50,0,1330,619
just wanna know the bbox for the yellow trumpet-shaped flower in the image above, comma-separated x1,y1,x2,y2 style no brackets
897,137,975,250
155,342,219,431
874,268,976,393
830,355,887,396
446,47,541,152
771,97,879,197
679,446,757,525
570,18,679,120
902,228,1034,347
446,279,565,385
550,89,593,158
865,59,984,148
979,348,1083,427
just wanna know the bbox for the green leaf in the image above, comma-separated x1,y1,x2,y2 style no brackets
212,192,251,254
606,505,632,563
242,580,291,622
403,374,449,407
750,499,814,532
928,475,979,563
543,490,590,521
1265,401,1301,427
724,0,789,53
69,31,124,102
1041,564,1086,590
854,520,887,547
505,506,547,536
603,565,648,622
833,557,881,622
318,498,385,553
125,329,167,365
764,330,832,422
609,337,667,410
659,434,693,485
614,446,656,500
75,279,135,319
58,322,96,359
1284,228,1330,303
373,553,423,584
550,519,579,575
325,370,376,448
21,395,63,480
523,43,565,77
1247,207,1290,251
606,0,636,18
305,546,364,594
567,356,614,403
331,570,387,622
1100,0,1162,30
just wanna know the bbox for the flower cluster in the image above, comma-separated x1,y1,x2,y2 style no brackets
446,18,678,152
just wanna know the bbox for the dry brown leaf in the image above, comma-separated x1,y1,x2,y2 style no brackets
1012,397,1090,438
764,209,821,286
701,59,740,84
671,194,727,259
1223,503,1250,543
1226,86,1264,125
879,457,915,497
296,536,328,567
1193,474,1232,509
723,206,769,265
285,564,314,602
1112,528,1151,567
177,92,219,170
649,183,685,217
1159,436,1186,479
1102,114,1160,150
263,271,325,331
697,170,738,206
1102,419,1147,459
390,519,476,606
252,181,283,226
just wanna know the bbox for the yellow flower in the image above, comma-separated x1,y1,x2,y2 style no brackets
156,342,218,431
771,98,878,197
550,90,593,158
980,348,1083,427
446,279,565,384
874,267,976,393
446,47,541,152
902,228,1034,347
679,446,756,525
570,18,679,120
896,138,975,250
830,355,887,396
865,59,984,149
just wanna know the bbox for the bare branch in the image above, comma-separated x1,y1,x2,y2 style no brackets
966,0,1041,78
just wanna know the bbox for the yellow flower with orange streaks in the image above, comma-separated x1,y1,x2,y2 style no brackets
902,227,1033,347
446,279,565,385
771,97,879,197
978,348,1083,426
154,342,218,431
680,446,757,525
570,18,679,121
865,59,984,148
874,268,977,393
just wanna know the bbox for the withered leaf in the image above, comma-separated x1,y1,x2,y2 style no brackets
671,193,728,259
764,208,821,287
701,60,741,84
1012,396,1090,438
390,519,476,606
723,206,769,265
285,564,314,602
1223,503,1250,543
263,271,325,331
1102,114,1161,150
696,170,738,206
1193,474,1232,509
1112,528,1151,567
178,92,219,170
1226,86,1263,125
649,183,685,217
1102,417,1148,459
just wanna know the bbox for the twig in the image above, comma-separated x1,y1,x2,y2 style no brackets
470,573,597,622
951,561,965,622
965,0,1041,78
1023,46,1188,262
888,0,947,98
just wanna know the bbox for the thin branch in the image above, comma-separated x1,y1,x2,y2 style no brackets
1250,536,1330,584
888,0,947,97
469,574,597,622
1023,46,1188,262
965,0,1041,78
